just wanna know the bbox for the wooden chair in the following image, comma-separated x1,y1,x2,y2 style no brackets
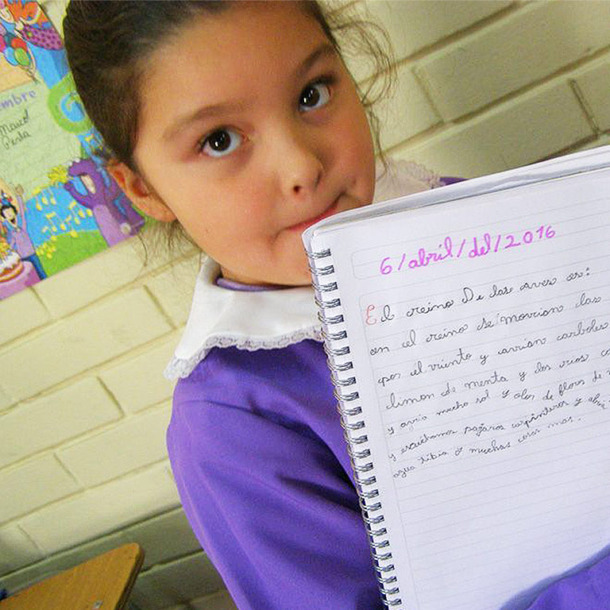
0,543,144,610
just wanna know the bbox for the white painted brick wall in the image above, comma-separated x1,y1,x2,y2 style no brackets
20,462,179,555
57,403,172,486
32,238,170,319
0,524,43,573
145,253,200,326
370,0,513,61
347,0,513,82
2,3,609,609
573,56,610,132
128,509,202,569
186,590,237,610
0,289,50,347
132,553,227,610
0,384,14,413
1,287,172,402
100,333,179,413
395,79,594,177
0,455,80,524
376,61,441,149
0,378,121,468
415,1,610,121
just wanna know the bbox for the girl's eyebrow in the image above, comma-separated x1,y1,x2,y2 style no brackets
162,42,336,142
162,100,246,142
294,42,336,80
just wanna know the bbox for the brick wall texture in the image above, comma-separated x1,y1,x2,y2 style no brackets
1,0,609,605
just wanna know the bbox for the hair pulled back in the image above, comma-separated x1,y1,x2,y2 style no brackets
63,0,393,172
64,1,226,171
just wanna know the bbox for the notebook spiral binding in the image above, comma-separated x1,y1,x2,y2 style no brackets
308,247,402,609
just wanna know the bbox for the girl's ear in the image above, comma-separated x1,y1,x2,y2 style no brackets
108,162,176,222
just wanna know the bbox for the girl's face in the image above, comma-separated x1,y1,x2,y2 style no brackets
113,1,375,286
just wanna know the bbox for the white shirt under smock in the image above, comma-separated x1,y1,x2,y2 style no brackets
165,160,442,380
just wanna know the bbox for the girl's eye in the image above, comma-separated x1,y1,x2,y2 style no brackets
299,81,331,112
200,128,243,158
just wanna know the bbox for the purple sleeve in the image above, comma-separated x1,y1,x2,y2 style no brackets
525,552,610,610
167,343,383,610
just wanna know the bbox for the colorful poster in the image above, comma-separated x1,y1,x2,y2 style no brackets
0,0,143,300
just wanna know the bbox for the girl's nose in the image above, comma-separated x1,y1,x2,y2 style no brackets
289,153,322,197
276,127,324,200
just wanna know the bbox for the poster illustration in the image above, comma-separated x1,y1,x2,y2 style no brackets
0,0,144,300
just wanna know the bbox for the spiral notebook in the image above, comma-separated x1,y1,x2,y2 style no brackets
302,146,610,610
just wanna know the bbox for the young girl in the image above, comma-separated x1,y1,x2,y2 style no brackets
63,2,610,608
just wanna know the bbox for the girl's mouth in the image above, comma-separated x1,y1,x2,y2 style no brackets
288,197,340,232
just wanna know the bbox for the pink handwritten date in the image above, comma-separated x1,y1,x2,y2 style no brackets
379,225,556,276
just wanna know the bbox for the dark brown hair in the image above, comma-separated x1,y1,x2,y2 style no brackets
63,0,394,249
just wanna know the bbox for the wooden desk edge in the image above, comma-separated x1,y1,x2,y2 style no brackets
0,542,145,610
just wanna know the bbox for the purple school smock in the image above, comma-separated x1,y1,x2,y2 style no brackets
167,339,384,609
526,552,610,610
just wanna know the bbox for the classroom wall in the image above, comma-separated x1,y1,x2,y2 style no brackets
1,1,609,608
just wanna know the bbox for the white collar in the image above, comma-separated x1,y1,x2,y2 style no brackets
164,257,323,379
165,160,441,379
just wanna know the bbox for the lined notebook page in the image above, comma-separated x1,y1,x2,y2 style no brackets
312,168,610,609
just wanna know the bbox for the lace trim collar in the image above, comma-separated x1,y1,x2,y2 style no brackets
165,160,440,379
164,257,322,379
